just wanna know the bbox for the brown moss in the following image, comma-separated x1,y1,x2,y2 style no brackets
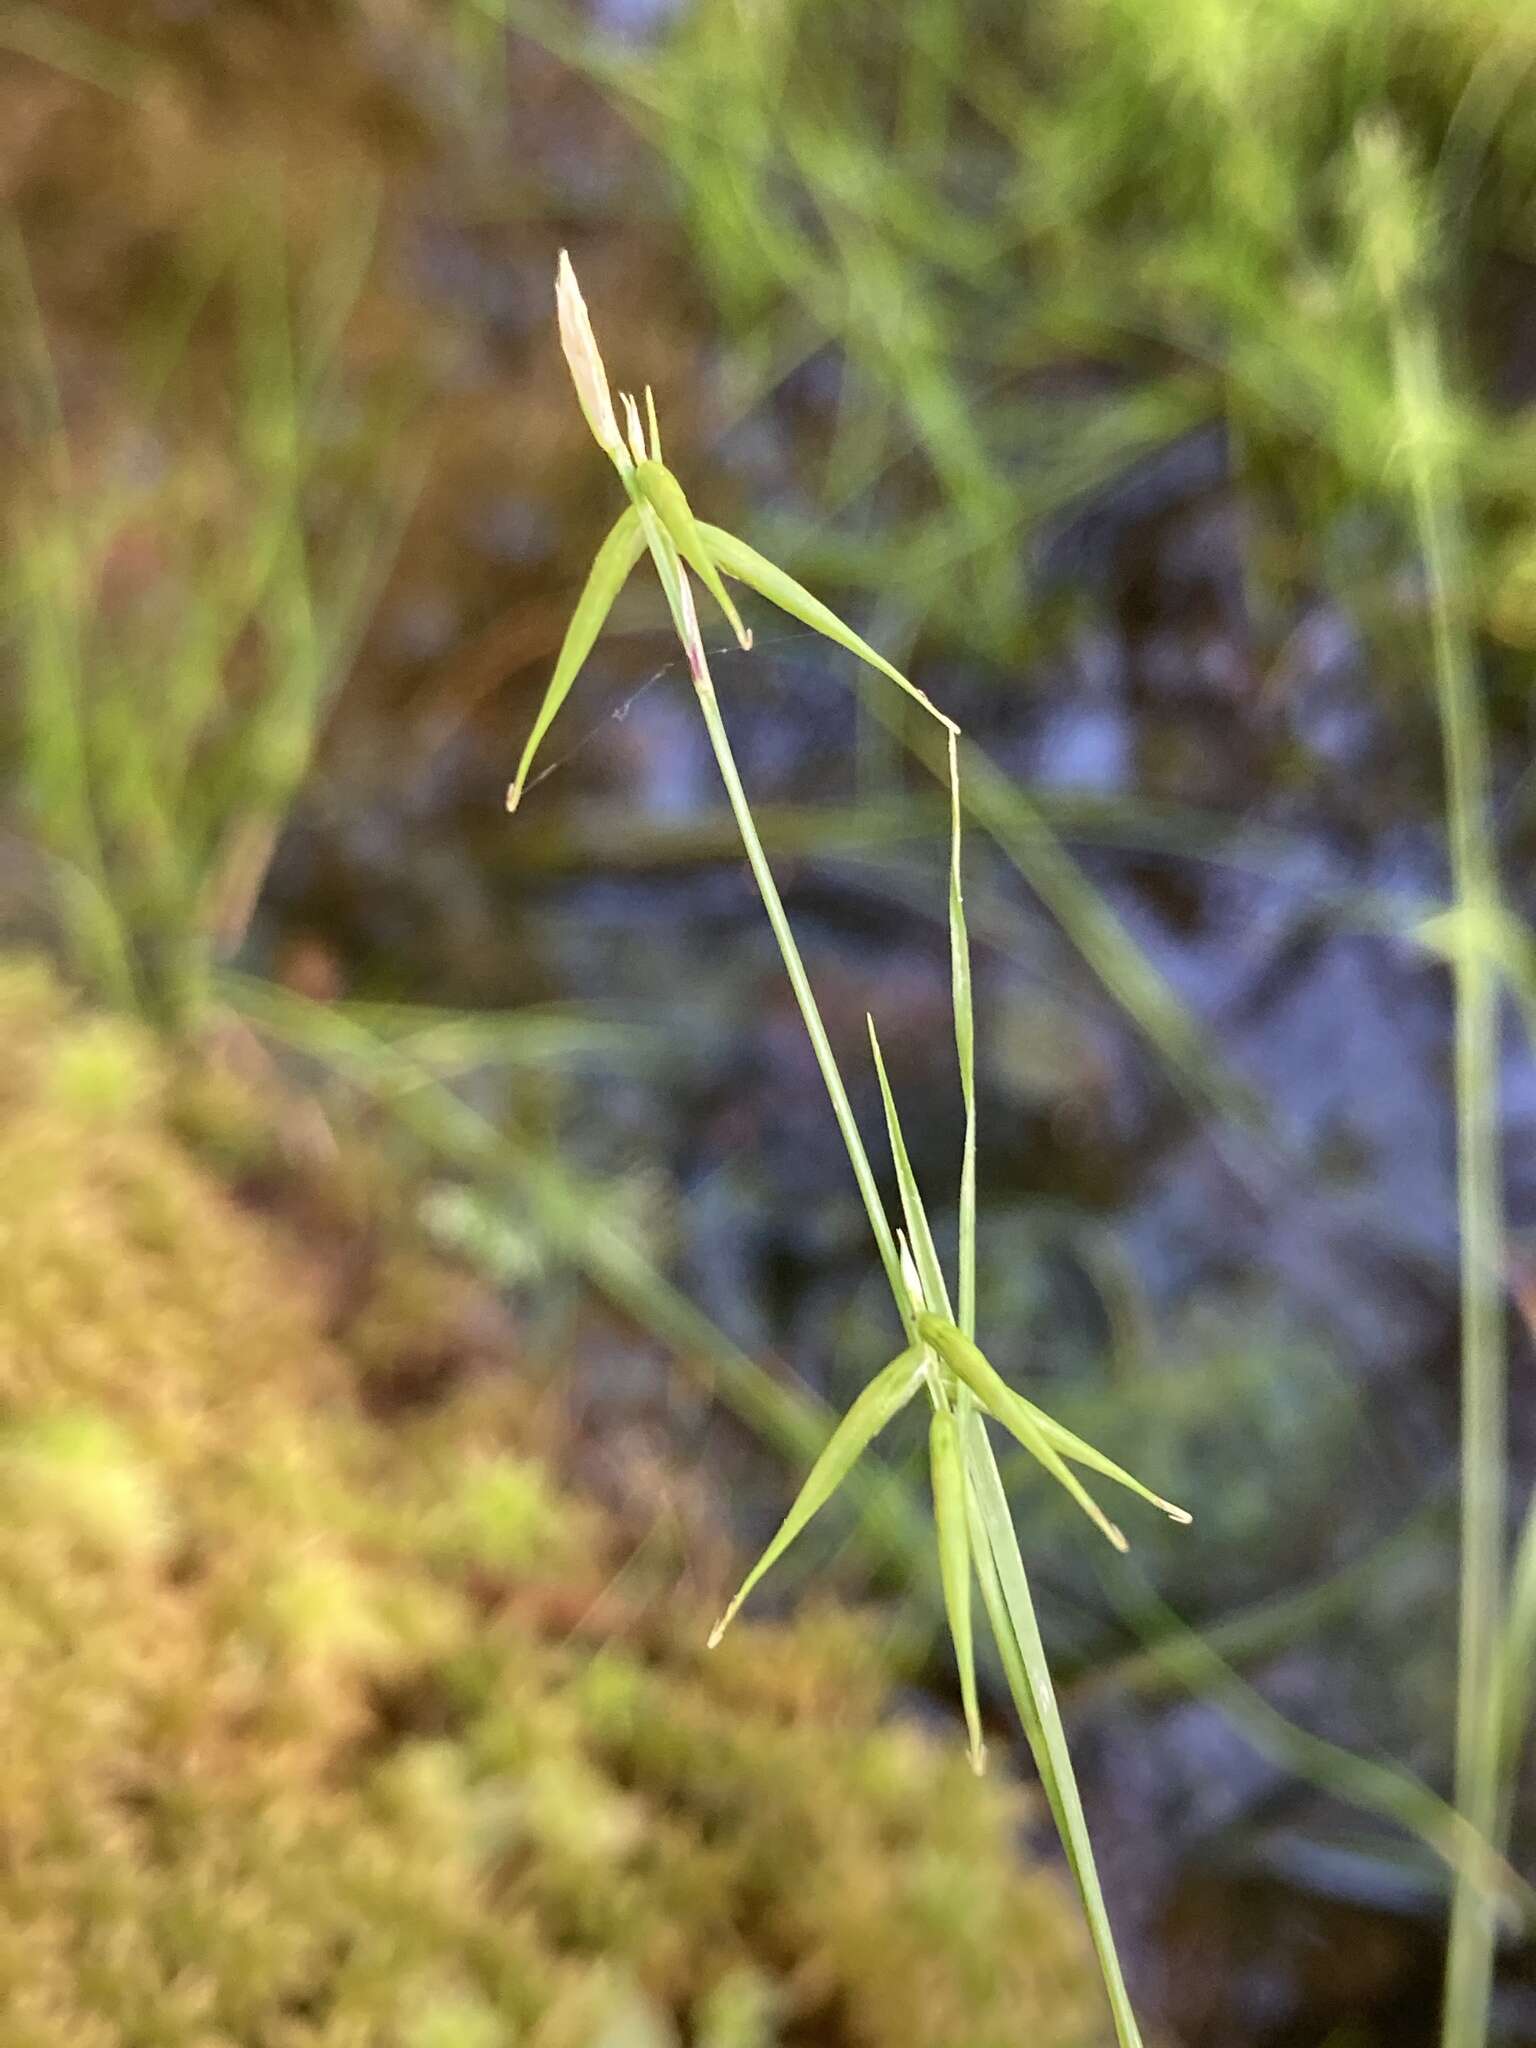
0,966,1096,2047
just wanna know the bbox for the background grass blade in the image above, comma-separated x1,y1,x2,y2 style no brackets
1355,124,1511,2048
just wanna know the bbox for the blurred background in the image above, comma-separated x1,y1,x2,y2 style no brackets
3,2,1536,2044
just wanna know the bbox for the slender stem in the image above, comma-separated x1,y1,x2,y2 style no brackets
638,509,910,1327
690,663,909,1319
1388,304,1508,2048
947,729,977,1340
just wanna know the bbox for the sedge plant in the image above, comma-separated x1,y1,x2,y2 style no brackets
507,253,1193,2047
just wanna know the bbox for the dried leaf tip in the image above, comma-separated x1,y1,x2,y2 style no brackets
556,251,625,465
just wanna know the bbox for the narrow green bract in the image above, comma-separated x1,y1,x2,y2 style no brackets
634,459,752,651
1028,1407,1192,1525
708,1347,925,1647
696,520,959,735
930,1408,985,1774
918,1314,1129,1552
505,505,646,812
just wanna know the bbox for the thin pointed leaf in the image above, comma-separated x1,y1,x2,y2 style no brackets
636,461,752,651
506,506,645,812
947,729,978,1340
963,1435,1061,1835
708,1347,925,1646
930,1408,985,1773
962,1417,1146,2048
1027,1405,1191,1525
644,384,661,461
698,521,958,734
919,1314,1127,1551
868,1017,953,1321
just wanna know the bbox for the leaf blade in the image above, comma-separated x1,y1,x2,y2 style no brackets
931,1407,985,1772
636,461,752,650
1028,1405,1191,1525
708,1346,925,1646
506,505,646,812
919,1314,1127,1551
698,520,958,734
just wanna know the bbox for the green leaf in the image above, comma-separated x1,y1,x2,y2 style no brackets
1028,1407,1191,1525
867,1017,953,1322
708,1346,925,1646
505,506,646,812
962,1417,1146,2048
918,1314,1127,1551
946,729,978,1340
930,1407,985,1773
698,520,958,735
635,460,752,651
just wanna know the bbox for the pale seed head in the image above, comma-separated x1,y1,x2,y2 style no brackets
556,251,626,466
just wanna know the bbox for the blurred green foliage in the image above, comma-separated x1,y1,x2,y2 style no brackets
553,0,1536,659
2,195,409,1030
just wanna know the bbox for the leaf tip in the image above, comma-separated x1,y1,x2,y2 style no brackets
643,382,661,461
620,390,648,466
709,1582,754,1647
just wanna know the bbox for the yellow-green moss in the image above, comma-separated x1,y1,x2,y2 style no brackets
0,965,1096,2048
